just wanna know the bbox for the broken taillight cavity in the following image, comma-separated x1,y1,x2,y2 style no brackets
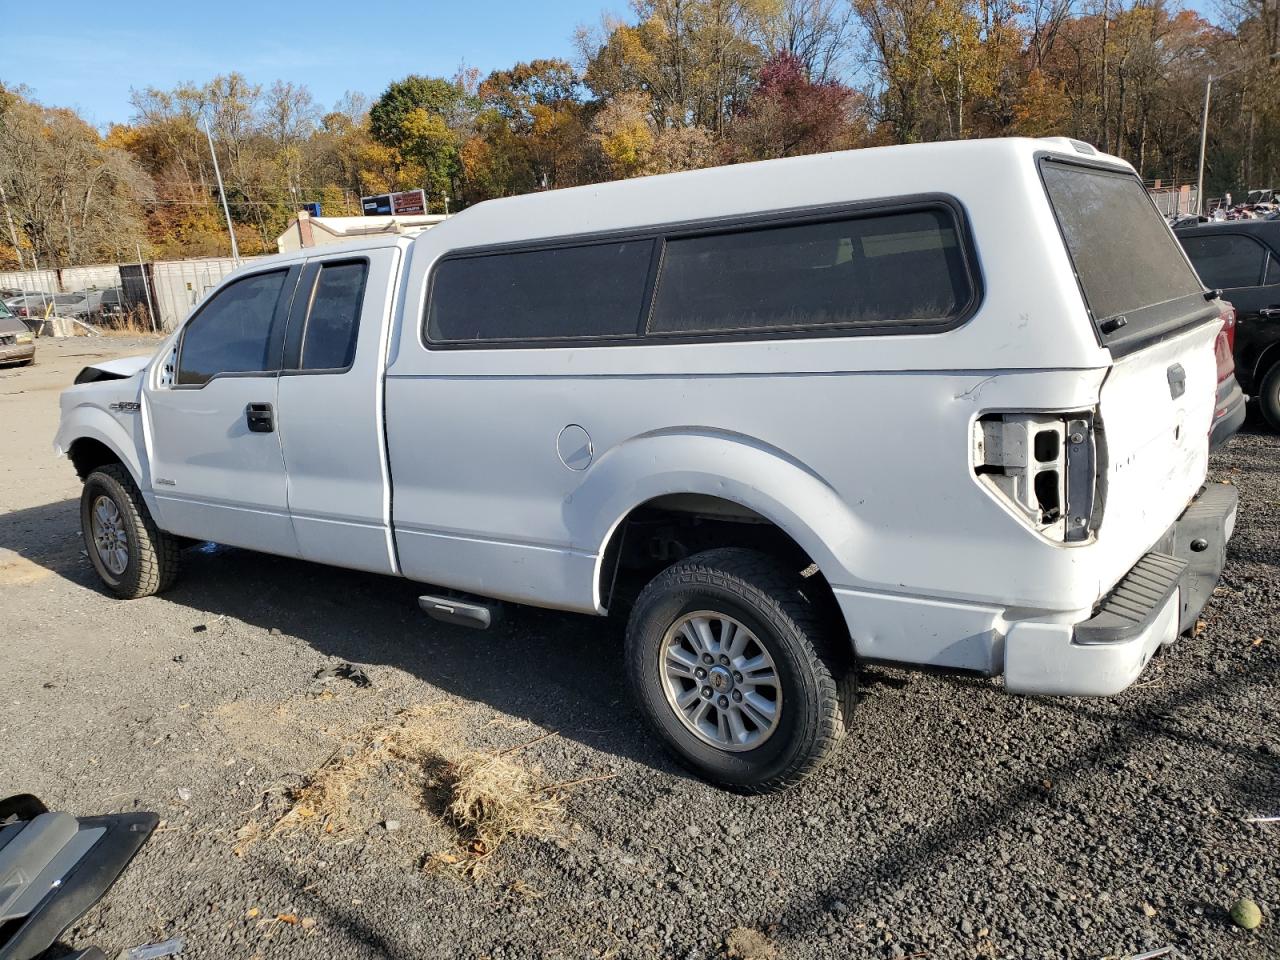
973,412,1098,542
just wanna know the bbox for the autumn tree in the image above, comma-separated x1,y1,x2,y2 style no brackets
726,51,864,159
581,0,768,133
756,0,857,81
0,90,151,268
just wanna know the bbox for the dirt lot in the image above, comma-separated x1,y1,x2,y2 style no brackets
2,338,1278,960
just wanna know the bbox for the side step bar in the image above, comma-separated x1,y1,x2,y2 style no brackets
418,593,502,630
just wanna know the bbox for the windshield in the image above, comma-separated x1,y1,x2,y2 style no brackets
1040,159,1206,348
0,314,26,333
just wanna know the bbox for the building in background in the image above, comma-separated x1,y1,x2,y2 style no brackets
277,210,448,253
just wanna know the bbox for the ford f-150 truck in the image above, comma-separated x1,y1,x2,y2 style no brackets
56,138,1238,792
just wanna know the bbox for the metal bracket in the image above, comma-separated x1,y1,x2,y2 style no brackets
1064,416,1095,542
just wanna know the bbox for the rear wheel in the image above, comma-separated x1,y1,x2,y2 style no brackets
625,548,852,793
1259,363,1280,431
81,464,180,598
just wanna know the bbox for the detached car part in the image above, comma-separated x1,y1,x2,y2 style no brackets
0,794,157,960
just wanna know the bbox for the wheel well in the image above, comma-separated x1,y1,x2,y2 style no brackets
69,437,124,482
599,494,835,614
1255,341,1280,389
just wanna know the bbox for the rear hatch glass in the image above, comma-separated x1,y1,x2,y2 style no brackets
1040,159,1214,355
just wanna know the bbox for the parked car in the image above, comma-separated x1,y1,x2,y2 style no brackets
3,293,50,318
1175,219,1280,428
5,292,85,320
90,287,128,322
55,137,1238,792
0,301,35,365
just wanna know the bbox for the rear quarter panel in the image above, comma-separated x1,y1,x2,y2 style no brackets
385,141,1125,618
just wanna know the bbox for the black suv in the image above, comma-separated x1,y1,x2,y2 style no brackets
1175,219,1280,428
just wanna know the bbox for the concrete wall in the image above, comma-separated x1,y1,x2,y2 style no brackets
0,268,59,293
0,264,122,293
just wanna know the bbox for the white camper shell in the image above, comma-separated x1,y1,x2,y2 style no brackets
56,137,1237,791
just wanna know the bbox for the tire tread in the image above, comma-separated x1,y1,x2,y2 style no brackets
627,547,853,794
1260,363,1280,431
83,464,180,598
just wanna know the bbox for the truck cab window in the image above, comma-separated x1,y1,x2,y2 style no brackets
177,270,288,386
300,261,367,370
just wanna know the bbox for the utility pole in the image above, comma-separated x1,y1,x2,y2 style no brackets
204,118,240,263
1196,74,1213,217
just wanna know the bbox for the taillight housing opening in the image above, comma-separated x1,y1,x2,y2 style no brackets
973,412,1099,543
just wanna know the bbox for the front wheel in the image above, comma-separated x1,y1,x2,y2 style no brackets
1259,363,1280,431
625,548,852,793
81,464,180,598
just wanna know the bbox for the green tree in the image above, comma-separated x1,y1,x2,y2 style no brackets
369,75,476,209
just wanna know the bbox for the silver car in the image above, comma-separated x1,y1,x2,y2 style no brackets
0,301,35,365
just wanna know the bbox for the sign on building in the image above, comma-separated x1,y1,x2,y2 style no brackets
360,189,428,216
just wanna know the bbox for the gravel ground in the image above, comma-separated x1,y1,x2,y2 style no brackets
1,338,1277,960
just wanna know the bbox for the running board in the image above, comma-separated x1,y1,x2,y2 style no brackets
417,594,501,630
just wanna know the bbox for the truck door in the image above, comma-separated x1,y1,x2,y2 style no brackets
143,265,301,556
274,247,401,575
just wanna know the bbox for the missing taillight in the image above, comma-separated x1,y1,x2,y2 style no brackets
1034,470,1061,519
1033,431,1061,463
973,412,1097,542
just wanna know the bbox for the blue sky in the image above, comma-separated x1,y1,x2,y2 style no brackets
5,0,1218,128
2,0,626,127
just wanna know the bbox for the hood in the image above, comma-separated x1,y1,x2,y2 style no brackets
73,353,153,385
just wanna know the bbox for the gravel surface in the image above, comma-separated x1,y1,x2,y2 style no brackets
1,339,1277,960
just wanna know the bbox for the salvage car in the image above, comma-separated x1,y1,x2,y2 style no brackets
1175,219,1280,428
0,301,35,365
54,137,1238,792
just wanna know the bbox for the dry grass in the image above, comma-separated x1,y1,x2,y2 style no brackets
96,308,164,338
445,750,563,854
267,705,566,870
723,927,782,960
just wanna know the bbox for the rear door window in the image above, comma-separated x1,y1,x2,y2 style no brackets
299,260,367,371
1267,252,1280,286
1180,233,1269,289
1041,160,1207,348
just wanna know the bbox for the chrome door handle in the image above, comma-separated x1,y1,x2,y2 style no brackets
1259,306,1280,318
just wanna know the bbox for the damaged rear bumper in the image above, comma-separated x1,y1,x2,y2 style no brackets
1004,484,1238,696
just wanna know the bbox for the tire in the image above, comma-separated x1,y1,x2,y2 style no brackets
625,547,853,793
81,464,180,598
1259,363,1280,432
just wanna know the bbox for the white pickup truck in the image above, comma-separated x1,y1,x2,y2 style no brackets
57,137,1238,792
